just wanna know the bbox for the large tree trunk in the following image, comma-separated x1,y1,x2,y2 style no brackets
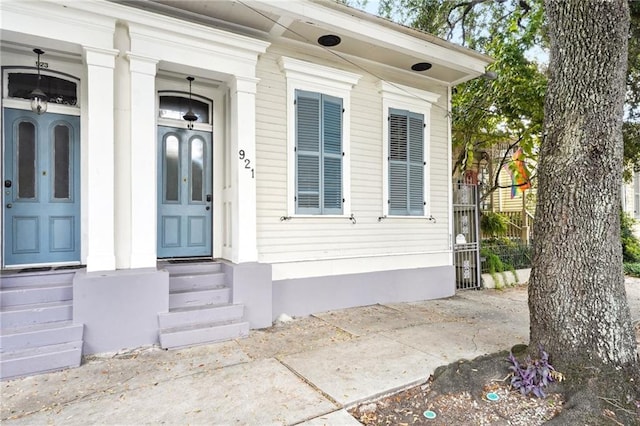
529,0,639,420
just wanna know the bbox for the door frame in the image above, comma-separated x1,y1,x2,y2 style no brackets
2,104,82,269
156,83,219,260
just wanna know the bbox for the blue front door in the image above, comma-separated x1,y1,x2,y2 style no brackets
157,126,213,258
3,108,81,266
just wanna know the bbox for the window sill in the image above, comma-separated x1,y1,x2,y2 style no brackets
280,214,357,224
378,214,436,223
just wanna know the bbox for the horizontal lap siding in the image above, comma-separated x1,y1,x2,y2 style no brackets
255,46,451,265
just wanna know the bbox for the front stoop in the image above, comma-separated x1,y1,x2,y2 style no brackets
0,270,84,381
158,262,249,350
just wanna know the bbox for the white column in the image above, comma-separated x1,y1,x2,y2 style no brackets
128,53,159,269
229,76,259,263
84,46,118,272
114,24,131,269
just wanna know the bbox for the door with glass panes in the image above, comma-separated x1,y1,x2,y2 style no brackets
157,126,212,258
3,108,80,266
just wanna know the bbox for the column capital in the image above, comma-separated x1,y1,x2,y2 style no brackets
125,52,159,76
83,46,118,68
230,76,260,95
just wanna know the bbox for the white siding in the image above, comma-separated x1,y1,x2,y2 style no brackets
255,45,452,278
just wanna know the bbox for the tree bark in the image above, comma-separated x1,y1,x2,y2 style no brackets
528,0,639,419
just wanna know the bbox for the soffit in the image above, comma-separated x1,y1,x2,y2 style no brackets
127,0,492,85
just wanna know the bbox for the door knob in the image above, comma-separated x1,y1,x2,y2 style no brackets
206,194,212,202
6,203,12,208
206,206,210,211
4,180,11,188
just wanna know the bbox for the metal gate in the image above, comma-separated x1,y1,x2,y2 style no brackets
453,181,481,290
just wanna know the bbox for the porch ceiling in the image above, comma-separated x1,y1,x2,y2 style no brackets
123,0,492,86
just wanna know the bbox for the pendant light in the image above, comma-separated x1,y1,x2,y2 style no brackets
183,76,198,130
30,48,48,115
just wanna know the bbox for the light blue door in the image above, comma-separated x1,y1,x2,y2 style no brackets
3,108,80,266
157,126,212,258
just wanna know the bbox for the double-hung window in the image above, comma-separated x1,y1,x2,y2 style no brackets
295,90,343,214
389,108,425,216
279,56,361,216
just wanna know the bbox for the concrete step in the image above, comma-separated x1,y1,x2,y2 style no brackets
0,301,73,329
1,284,72,307
0,341,83,381
169,286,230,309
169,272,226,292
159,320,249,350
0,321,83,351
159,261,222,276
0,271,75,289
158,304,244,330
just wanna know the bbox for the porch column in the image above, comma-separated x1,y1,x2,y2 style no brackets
127,53,159,268
229,76,259,263
84,47,118,272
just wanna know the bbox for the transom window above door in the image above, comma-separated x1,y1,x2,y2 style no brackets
159,95,210,124
6,70,79,106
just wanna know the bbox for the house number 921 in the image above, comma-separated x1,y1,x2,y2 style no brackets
238,150,255,178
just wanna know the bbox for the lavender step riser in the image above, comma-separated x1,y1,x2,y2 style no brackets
169,288,230,309
1,273,74,289
161,263,222,275
1,286,72,307
1,344,82,381
169,273,226,292
159,322,249,350
1,305,72,329
1,324,83,351
158,304,244,330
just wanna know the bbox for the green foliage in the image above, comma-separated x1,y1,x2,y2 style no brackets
623,262,640,277
449,1,546,176
481,246,505,274
480,240,529,289
480,246,507,288
621,210,640,263
480,211,509,237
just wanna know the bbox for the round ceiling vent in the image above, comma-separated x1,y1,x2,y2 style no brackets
411,62,432,72
318,34,342,47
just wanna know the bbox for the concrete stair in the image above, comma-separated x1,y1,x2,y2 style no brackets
0,270,84,381
158,262,249,349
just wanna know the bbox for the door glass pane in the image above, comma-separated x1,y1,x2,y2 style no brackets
165,135,180,202
17,121,36,199
54,125,70,199
191,137,204,202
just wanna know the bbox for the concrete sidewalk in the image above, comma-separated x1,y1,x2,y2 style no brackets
2,281,639,425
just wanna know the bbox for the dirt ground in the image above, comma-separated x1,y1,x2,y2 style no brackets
350,314,640,425
349,351,564,425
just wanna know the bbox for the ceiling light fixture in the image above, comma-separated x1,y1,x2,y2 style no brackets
30,48,48,115
183,76,198,130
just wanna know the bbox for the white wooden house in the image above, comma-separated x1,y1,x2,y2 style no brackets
0,0,491,378
622,172,640,237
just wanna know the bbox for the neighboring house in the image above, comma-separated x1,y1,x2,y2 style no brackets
0,0,491,378
456,143,536,242
622,171,640,238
